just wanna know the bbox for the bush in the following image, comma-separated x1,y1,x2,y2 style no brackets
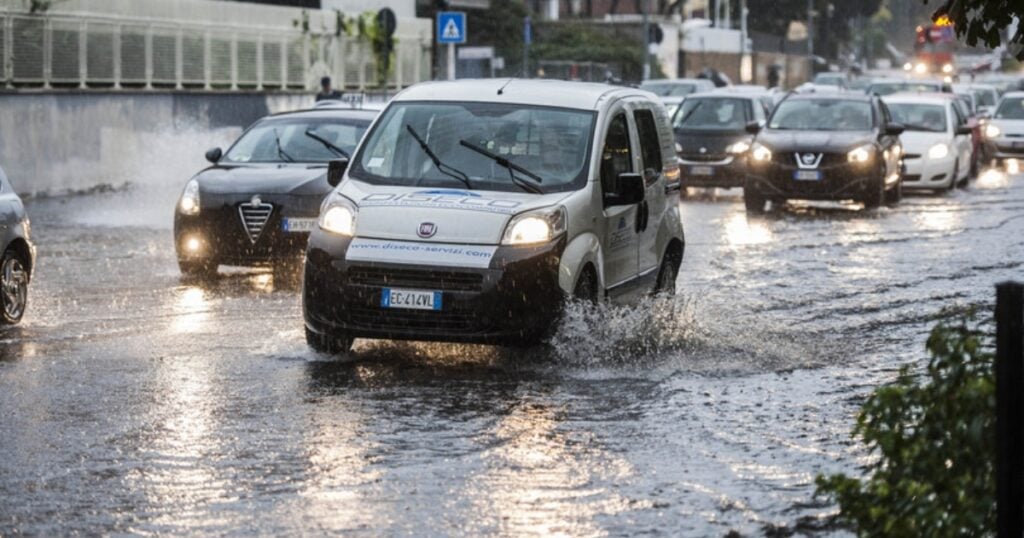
816,320,996,536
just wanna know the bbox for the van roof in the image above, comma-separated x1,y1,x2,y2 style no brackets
391,79,653,111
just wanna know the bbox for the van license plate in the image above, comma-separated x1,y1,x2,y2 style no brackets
281,218,317,232
690,166,714,176
794,170,822,181
381,288,442,311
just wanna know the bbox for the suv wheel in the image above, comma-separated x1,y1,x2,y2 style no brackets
743,187,766,213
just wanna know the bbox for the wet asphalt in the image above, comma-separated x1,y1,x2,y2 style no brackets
1,171,1022,536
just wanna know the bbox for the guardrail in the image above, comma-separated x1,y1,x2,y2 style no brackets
996,281,1023,538
1,10,429,91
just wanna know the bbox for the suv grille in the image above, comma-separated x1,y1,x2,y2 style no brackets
238,200,274,244
348,266,485,292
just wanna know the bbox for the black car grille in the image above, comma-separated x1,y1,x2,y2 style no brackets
348,266,485,292
773,152,845,167
346,306,480,333
238,201,274,244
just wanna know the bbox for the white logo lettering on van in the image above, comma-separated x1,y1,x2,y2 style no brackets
360,191,523,214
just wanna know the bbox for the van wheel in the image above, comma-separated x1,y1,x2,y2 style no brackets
743,189,766,213
653,250,680,296
178,259,218,280
573,266,598,303
305,326,353,355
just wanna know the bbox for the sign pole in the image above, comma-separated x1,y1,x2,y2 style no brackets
447,42,456,80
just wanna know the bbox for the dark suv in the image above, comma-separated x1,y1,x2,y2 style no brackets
745,93,905,212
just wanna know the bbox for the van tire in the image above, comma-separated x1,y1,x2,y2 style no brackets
573,266,598,303
305,326,353,355
653,247,681,296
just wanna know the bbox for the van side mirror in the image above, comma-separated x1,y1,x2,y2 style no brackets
327,158,349,187
605,172,645,207
205,147,222,163
745,121,762,134
955,125,973,136
885,122,905,136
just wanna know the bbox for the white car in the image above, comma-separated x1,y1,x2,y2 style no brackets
953,83,999,117
983,91,1024,174
640,78,715,97
302,79,686,351
884,94,973,191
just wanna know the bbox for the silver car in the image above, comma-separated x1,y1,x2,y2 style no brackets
0,165,34,325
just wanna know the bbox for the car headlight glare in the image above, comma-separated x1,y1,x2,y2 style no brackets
928,143,950,159
847,144,873,164
914,63,927,74
942,63,954,74
726,140,751,154
903,62,913,71
750,143,772,162
984,123,1001,139
319,204,357,236
179,179,200,215
502,206,567,246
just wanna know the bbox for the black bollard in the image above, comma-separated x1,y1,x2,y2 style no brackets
996,281,1024,538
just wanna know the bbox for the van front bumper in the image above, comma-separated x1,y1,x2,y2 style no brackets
302,231,567,345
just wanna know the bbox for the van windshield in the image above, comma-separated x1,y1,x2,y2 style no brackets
350,101,596,194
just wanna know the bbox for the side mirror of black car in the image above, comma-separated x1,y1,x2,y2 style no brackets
205,147,222,164
605,172,645,207
885,122,905,136
955,125,973,136
745,121,762,135
327,158,349,187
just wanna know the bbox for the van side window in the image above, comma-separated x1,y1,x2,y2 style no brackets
601,113,633,193
633,109,663,182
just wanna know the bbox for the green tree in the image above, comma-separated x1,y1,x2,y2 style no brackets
816,319,996,536
467,0,529,73
531,22,647,80
924,0,1024,59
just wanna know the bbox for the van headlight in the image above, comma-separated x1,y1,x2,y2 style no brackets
928,143,950,159
179,179,201,215
319,199,357,236
847,144,874,164
726,140,751,154
984,123,1001,139
502,206,567,246
750,142,772,163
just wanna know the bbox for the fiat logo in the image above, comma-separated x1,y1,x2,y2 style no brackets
801,153,817,165
417,222,437,238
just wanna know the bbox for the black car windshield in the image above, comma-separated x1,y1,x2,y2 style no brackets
350,101,596,194
994,98,1024,120
674,98,748,130
868,82,941,96
769,99,873,131
640,81,699,97
222,117,370,163
887,103,947,132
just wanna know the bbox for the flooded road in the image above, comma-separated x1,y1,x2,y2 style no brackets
2,173,1022,535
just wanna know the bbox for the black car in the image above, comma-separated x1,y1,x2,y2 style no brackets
174,107,378,278
673,92,769,191
745,93,905,212
0,165,34,325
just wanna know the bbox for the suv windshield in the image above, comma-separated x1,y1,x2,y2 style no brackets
674,97,748,130
769,99,873,131
995,97,1024,120
888,103,947,132
222,117,370,164
640,81,699,97
350,101,596,194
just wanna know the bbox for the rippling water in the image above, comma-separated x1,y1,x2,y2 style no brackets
1,171,1022,535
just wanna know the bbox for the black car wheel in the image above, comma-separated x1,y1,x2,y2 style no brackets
305,326,353,355
862,169,886,210
743,186,766,214
178,259,218,280
886,178,903,206
0,248,29,325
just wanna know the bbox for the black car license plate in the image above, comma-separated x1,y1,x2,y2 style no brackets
793,170,822,181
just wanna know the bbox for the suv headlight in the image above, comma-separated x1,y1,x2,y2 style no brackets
501,206,567,246
928,143,950,159
750,142,772,163
984,123,1001,139
726,140,751,154
319,197,358,236
847,144,874,164
179,179,201,215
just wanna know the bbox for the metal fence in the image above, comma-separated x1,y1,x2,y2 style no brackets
1,11,430,90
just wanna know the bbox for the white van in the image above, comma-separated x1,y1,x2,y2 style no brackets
302,79,685,351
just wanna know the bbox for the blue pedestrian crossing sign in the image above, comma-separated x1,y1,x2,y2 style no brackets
437,11,466,44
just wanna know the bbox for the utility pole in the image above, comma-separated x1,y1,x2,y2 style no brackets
807,0,814,60
641,0,650,81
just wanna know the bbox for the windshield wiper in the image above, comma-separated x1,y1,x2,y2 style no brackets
405,125,473,189
457,139,544,195
304,129,349,158
273,128,295,162
676,100,704,127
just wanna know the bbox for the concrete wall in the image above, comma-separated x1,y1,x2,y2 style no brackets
0,91,316,196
